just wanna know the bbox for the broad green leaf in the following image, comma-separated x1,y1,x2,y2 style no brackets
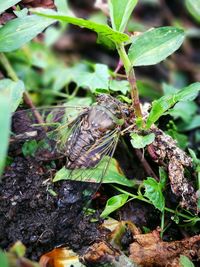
146,82,200,129
179,115,200,132
167,101,198,123
109,79,130,95
31,8,130,44
0,79,25,112
0,95,11,176
137,80,161,100
128,27,185,66
109,0,138,32
143,177,165,211
0,250,8,267
0,79,24,175
100,194,129,218
185,0,200,23
53,157,134,187
0,0,21,14
130,133,155,149
179,255,195,267
77,64,110,92
13,8,28,18
0,15,55,52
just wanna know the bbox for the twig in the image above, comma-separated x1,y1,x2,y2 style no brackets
134,148,159,181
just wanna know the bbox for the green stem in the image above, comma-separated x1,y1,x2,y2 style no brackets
116,44,143,119
113,185,199,222
0,53,18,82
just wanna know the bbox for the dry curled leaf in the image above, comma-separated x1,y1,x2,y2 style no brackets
129,230,200,267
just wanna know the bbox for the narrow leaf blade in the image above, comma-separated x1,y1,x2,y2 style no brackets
31,8,130,44
128,27,185,66
0,0,21,14
0,96,11,176
0,15,55,52
146,82,200,129
185,0,200,23
109,0,138,32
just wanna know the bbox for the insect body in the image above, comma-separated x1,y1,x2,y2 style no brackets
11,94,133,184
65,94,129,170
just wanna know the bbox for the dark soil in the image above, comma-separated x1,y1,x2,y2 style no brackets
0,157,104,260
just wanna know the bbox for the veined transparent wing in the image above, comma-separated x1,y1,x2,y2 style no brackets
11,105,89,160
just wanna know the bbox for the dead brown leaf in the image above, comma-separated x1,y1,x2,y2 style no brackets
129,229,200,267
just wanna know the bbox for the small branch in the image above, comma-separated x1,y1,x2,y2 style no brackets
134,148,159,181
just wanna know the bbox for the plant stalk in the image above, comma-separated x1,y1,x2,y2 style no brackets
116,45,143,120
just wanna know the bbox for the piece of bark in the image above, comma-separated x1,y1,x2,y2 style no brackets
129,230,200,267
149,127,198,213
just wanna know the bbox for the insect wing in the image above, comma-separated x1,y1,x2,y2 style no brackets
11,106,88,159
62,128,120,184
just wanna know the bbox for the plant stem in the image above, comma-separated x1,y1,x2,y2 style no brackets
0,53,18,82
116,44,143,119
113,185,200,222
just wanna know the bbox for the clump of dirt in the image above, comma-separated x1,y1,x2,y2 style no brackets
0,157,102,260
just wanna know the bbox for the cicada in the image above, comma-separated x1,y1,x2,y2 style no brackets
11,94,134,202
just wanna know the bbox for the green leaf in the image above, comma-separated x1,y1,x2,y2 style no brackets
179,255,195,267
159,167,167,189
0,15,55,52
0,79,24,176
0,95,11,176
185,0,200,23
53,157,134,187
128,27,185,66
22,140,38,157
0,0,21,14
143,177,165,211
77,64,110,92
109,79,130,95
10,241,26,257
54,0,73,15
146,82,200,129
0,79,25,112
0,250,8,267
167,101,198,123
100,194,129,218
179,115,200,131
130,133,155,149
137,80,162,100
31,8,130,45
109,0,138,32
14,8,28,18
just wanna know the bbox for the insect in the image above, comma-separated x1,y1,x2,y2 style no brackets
11,94,134,192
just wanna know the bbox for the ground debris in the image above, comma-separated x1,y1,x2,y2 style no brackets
81,241,138,267
149,127,198,213
129,229,200,267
